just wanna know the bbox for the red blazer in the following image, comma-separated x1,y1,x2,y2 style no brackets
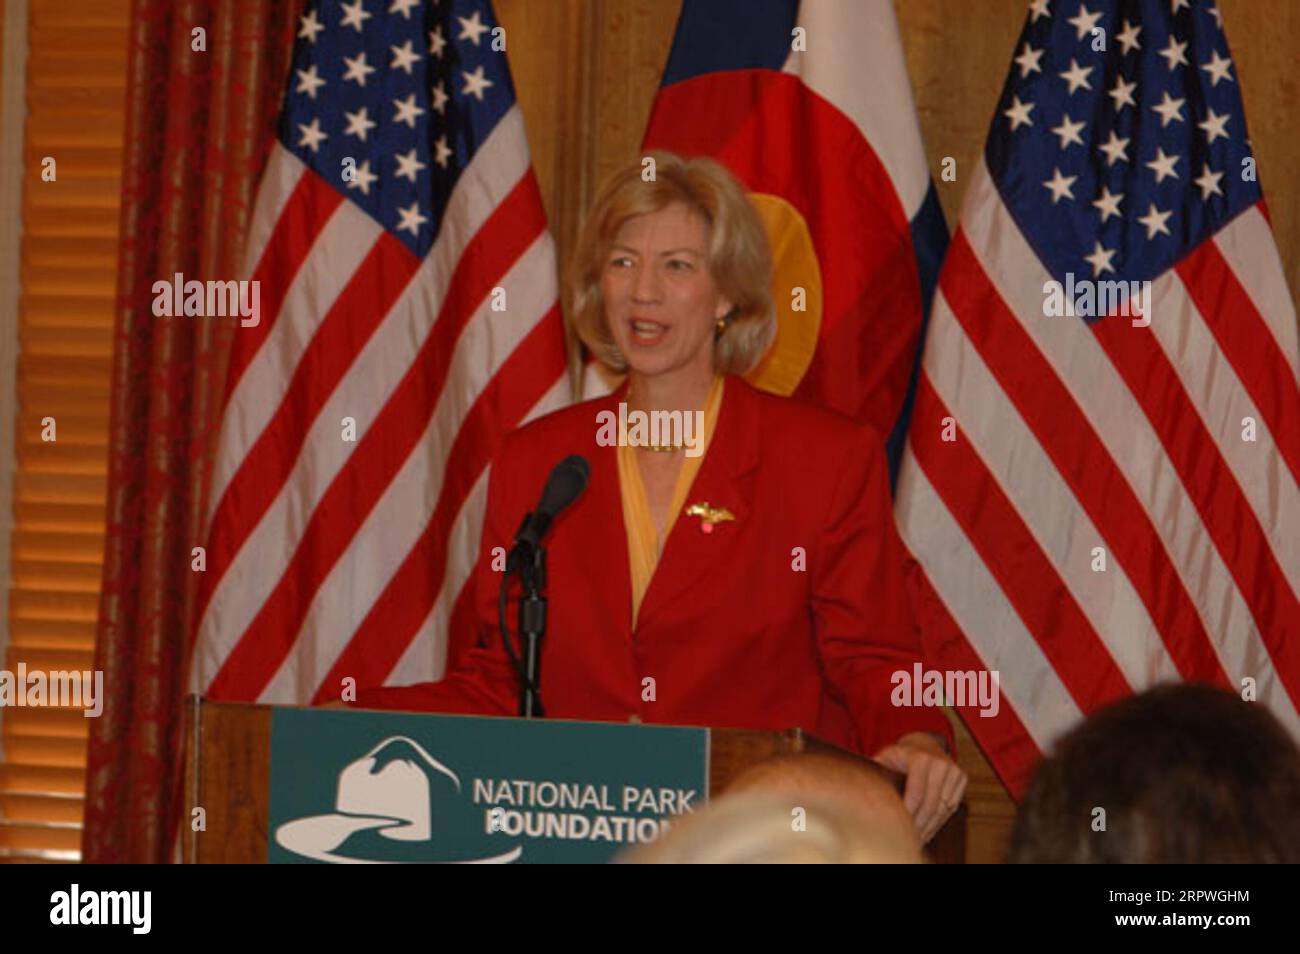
355,376,953,756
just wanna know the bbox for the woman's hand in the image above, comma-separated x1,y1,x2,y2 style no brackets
873,731,968,844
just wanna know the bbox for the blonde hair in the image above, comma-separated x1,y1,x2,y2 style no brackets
619,753,925,864
566,150,775,375
618,790,924,865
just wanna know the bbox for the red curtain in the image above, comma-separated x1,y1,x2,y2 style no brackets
83,0,299,863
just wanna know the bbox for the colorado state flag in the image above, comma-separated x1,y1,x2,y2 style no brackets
642,0,947,478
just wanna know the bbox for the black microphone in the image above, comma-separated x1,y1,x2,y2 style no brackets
502,454,589,719
512,454,590,552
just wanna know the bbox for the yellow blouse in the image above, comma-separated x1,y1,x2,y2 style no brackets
616,375,726,629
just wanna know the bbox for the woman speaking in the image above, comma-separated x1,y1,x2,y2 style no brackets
354,151,967,842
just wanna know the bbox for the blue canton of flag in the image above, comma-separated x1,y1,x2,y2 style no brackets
986,0,1259,303
283,0,515,257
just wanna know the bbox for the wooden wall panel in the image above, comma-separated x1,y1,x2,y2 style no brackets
897,0,1024,232
587,0,681,202
496,0,682,286
1216,0,1300,297
494,0,596,260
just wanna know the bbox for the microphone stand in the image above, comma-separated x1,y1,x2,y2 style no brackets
501,528,548,718
498,453,588,719
515,541,547,718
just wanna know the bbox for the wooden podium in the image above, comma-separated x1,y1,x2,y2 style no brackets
183,697,965,863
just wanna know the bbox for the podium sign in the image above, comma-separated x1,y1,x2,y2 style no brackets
267,709,709,864
185,699,966,863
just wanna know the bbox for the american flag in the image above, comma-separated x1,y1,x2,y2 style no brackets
187,0,568,704
896,0,1300,795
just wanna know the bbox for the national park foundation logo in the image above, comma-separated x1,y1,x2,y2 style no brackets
273,735,690,863
274,736,521,864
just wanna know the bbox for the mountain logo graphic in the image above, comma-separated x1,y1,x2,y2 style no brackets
273,735,521,864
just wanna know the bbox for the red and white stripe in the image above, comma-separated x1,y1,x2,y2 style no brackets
779,0,930,220
189,105,568,704
897,160,1300,796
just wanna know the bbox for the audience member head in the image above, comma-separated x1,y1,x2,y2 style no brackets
621,751,922,863
1008,682,1300,863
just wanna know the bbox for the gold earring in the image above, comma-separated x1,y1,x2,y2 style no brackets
715,317,727,333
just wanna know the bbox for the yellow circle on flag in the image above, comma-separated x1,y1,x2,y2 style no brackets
743,192,823,397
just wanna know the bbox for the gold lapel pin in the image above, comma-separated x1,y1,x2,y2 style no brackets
684,501,735,534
